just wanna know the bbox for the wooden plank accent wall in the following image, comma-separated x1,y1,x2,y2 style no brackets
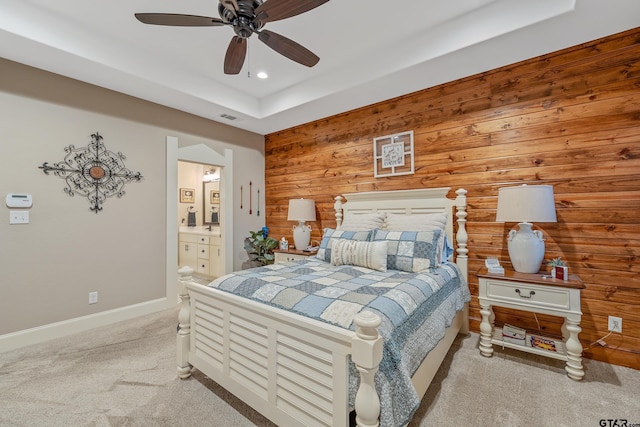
264,28,640,370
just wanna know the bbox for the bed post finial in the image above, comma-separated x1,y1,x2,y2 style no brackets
334,195,344,229
352,311,383,427
177,266,193,379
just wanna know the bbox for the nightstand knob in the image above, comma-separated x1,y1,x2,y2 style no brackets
515,289,535,299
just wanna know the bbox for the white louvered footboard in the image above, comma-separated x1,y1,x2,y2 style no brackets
184,280,357,427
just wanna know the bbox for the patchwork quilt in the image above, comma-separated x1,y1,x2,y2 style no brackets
208,259,470,427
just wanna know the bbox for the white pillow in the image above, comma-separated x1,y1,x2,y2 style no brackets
385,212,447,231
339,212,386,231
330,239,388,272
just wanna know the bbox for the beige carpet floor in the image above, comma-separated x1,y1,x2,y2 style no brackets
1,307,638,427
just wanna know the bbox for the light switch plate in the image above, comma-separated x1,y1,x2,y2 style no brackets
9,211,29,224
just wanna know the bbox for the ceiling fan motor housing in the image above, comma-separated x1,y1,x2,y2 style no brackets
219,0,265,38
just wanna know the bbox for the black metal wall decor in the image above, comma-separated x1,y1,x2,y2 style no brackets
39,132,143,213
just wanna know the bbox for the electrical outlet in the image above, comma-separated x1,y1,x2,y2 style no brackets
608,316,622,333
89,291,98,304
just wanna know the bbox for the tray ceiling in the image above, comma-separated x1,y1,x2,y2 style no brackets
1,0,638,134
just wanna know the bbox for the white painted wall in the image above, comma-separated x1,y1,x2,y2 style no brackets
0,58,265,350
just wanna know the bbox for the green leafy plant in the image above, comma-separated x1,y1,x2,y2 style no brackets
244,228,279,266
546,257,566,267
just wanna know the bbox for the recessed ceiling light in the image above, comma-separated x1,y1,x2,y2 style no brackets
257,71,268,79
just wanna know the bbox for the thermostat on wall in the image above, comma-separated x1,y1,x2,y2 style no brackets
6,194,33,208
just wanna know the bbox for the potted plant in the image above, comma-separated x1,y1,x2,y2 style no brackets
244,227,279,267
546,257,568,280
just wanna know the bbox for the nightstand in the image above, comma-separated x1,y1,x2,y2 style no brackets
273,248,316,264
477,267,585,380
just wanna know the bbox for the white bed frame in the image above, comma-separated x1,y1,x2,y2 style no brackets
177,187,468,427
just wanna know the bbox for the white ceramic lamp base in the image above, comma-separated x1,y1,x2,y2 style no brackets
507,222,545,273
292,221,311,250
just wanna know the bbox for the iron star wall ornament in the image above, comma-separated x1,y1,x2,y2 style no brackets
39,132,143,213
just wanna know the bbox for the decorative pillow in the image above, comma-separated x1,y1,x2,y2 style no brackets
339,212,386,232
315,228,372,262
372,229,442,272
330,239,388,272
385,212,449,264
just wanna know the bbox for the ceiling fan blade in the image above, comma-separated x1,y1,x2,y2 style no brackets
258,29,319,67
255,0,329,23
224,36,247,74
134,13,224,27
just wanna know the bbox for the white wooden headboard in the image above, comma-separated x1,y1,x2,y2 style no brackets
333,187,468,279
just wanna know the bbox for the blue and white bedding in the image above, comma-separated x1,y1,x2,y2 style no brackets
208,259,470,427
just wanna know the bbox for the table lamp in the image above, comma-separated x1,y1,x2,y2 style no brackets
287,198,316,250
496,184,557,273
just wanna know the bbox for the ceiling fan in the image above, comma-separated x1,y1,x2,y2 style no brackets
135,0,329,75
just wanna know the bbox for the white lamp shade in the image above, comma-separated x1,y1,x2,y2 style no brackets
287,199,316,222
496,185,557,223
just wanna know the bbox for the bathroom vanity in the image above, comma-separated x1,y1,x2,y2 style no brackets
178,226,222,279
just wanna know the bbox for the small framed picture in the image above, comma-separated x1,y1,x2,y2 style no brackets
180,188,195,203
211,191,220,204
373,130,414,178
554,266,569,281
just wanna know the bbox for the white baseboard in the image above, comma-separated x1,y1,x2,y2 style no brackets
0,298,176,352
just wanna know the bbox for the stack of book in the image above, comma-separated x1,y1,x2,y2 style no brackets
502,324,526,345
529,334,557,352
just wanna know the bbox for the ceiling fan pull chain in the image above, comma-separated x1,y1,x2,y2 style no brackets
247,39,251,78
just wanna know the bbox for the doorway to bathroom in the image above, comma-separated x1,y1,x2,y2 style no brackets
165,138,234,302
177,160,224,280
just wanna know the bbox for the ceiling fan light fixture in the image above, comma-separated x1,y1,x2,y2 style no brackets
257,71,268,79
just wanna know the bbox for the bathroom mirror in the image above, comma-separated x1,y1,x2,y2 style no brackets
203,180,220,225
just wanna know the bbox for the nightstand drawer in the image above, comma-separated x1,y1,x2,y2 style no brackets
485,280,570,310
274,252,313,263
